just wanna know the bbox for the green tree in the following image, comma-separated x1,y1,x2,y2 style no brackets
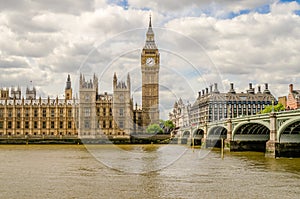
260,103,285,114
163,120,175,134
146,124,163,134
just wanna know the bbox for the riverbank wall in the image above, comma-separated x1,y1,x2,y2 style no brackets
0,134,173,145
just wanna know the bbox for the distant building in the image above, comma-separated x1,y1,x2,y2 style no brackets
169,98,191,134
182,83,276,127
286,84,300,110
189,83,277,126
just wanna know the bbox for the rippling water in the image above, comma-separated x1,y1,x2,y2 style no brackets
0,145,299,199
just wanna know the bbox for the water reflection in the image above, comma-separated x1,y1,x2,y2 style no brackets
115,144,160,152
85,144,188,174
227,151,300,174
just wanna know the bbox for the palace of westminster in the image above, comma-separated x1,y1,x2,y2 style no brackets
0,17,160,138
0,16,295,138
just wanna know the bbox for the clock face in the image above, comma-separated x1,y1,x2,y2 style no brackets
146,57,155,66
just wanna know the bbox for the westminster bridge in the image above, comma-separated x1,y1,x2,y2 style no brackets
177,109,300,157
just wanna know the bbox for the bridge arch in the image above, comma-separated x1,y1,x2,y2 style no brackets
232,122,270,141
278,117,300,143
193,128,204,138
182,131,190,137
207,126,227,139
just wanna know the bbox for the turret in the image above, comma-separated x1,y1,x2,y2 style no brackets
11,86,21,99
66,74,71,89
93,73,99,95
26,86,36,100
127,73,131,90
65,74,72,100
113,72,117,88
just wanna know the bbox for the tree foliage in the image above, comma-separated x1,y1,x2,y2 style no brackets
163,120,175,133
146,124,163,134
146,120,175,134
163,120,175,129
260,103,285,114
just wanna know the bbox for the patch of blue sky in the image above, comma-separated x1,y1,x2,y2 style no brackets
225,9,251,19
107,0,129,9
295,10,300,15
203,5,270,19
279,0,300,3
224,4,270,19
254,4,270,14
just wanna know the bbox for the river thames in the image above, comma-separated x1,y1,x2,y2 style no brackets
0,144,299,199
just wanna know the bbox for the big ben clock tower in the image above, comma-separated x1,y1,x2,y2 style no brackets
141,15,160,126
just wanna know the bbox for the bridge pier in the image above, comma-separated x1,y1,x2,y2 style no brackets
265,113,277,158
177,137,189,144
265,140,277,157
201,122,208,148
224,119,232,151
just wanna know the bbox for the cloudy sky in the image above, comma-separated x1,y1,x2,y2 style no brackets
0,0,300,119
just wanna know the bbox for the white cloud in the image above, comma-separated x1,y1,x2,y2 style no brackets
0,0,299,119
271,1,300,15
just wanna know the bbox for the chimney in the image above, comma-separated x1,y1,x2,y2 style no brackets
248,83,255,94
258,85,261,93
289,84,293,93
263,83,271,94
214,83,219,93
205,88,209,94
198,91,201,98
210,85,213,93
202,89,205,96
229,83,236,94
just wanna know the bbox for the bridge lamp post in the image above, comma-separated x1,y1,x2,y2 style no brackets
227,106,231,119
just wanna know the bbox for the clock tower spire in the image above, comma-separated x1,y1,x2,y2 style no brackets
141,15,160,127
144,14,157,50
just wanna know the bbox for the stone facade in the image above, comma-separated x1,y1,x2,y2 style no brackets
141,16,160,127
112,73,133,135
78,16,160,137
169,98,191,134
170,83,277,132
189,83,277,126
78,74,99,137
0,76,78,137
278,96,287,108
